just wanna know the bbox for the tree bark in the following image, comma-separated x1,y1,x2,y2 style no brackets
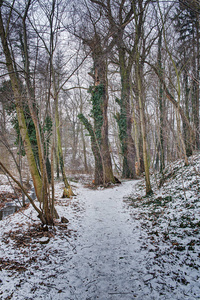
158,30,165,173
78,114,103,184
136,51,152,195
118,50,136,178
85,33,115,184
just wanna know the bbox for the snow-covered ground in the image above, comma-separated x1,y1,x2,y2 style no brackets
0,153,200,299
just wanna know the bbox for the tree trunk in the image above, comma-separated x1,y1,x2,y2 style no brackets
22,16,53,222
117,48,136,178
92,35,116,184
84,33,115,185
158,30,165,173
79,77,89,173
81,124,89,173
136,49,152,195
183,65,193,156
55,98,71,189
138,95,152,194
194,15,200,149
78,114,103,184
54,130,60,178
131,100,141,176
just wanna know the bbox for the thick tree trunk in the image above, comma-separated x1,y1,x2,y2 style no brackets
92,36,116,184
118,49,136,178
84,33,115,185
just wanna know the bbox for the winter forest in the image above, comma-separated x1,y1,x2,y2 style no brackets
0,0,200,299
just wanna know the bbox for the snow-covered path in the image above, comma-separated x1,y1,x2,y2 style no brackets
1,178,200,299
0,180,151,300
65,180,147,299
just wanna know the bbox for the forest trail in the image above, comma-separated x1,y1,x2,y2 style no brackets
63,180,150,299
1,174,200,299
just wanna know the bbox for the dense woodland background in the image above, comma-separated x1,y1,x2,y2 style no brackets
0,0,199,224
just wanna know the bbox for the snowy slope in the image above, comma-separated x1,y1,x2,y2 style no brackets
125,153,200,299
